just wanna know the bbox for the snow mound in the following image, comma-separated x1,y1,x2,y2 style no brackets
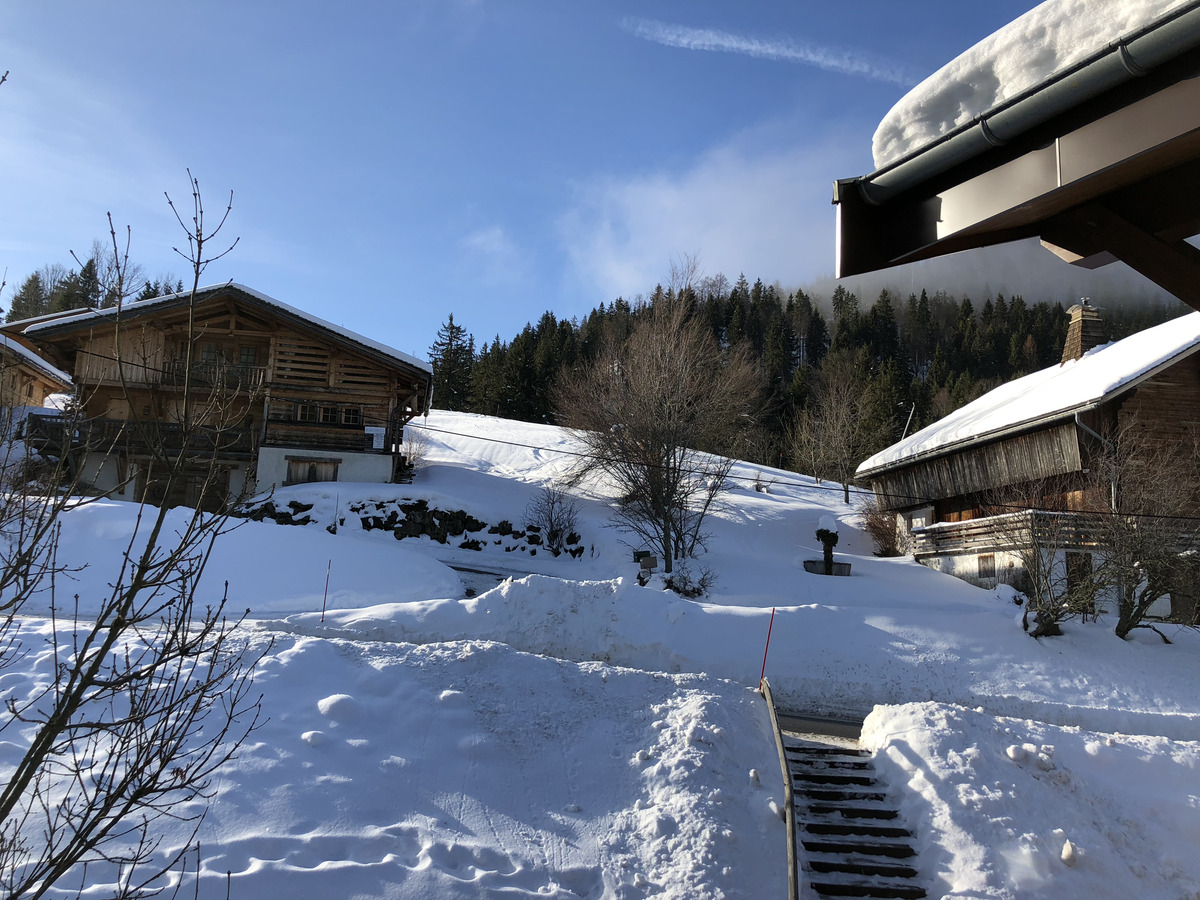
862,702,1200,898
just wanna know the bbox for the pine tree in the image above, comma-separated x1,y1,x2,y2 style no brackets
428,314,474,412
5,273,50,322
469,337,507,416
806,309,830,370
52,259,102,311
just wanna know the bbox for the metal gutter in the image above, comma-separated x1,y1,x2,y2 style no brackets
849,1,1200,208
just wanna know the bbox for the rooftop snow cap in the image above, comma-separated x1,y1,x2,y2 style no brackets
1061,299,1105,364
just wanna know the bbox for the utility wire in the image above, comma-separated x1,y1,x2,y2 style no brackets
42,347,1200,526
404,422,1200,526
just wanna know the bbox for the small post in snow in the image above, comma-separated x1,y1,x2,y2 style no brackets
321,558,332,623
758,606,776,694
816,515,840,577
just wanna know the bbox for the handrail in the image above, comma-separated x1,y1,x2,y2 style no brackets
759,678,798,900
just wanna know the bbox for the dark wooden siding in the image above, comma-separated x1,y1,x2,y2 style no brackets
1116,353,1200,448
870,421,1082,511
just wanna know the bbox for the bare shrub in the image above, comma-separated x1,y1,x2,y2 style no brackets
402,422,433,473
663,561,716,598
524,486,580,556
857,494,902,557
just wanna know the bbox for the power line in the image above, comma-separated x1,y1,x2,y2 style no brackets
403,421,1200,525
44,348,1200,527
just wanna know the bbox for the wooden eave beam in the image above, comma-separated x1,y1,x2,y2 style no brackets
1042,202,1200,311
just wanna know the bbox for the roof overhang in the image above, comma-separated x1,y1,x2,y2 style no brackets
834,3,1200,310
21,284,433,379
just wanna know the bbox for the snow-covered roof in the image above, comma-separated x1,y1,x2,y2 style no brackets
23,283,432,375
873,0,1195,169
857,311,1200,477
0,334,71,387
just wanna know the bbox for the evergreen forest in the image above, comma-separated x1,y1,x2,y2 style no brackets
428,274,1189,481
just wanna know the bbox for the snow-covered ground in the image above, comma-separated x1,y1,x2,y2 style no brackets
5,409,1199,898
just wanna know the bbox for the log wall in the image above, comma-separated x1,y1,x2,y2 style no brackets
871,421,1082,511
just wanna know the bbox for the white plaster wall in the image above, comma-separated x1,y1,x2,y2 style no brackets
80,454,136,501
255,446,392,493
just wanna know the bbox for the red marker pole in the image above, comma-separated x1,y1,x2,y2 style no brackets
758,606,776,694
321,558,332,623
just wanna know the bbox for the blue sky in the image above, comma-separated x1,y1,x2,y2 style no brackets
2,1,1143,359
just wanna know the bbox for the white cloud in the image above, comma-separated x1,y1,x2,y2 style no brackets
623,18,917,86
557,138,852,301
459,224,530,289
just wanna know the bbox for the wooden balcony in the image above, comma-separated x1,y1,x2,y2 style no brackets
910,510,1102,559
161,359,267,390
261,420,395,454
22,414,253,457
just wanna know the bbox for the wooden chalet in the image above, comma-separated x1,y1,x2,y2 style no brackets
857,304,1200,618
833,5,1200,621
10,284,432,510
0,333,71,410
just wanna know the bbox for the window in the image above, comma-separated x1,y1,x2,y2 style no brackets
319,406,338,425
201,343,220,364
239,346,258,366
296,403,318,423
342,407,363,426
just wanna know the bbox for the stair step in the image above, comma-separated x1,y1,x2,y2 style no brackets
804,804,898,820
784,745,869,758
804,821,913,839
793,771,876,786
803,788,888,803
809,879,927,899
809,858,919,879
801,838,917,859
790,757,874,771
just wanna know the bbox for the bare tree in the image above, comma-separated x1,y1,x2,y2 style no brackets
1089,417,1200,640
790,348,874,503
554,300,761,575
77,237,147,308
0,173,267,898
992,504,1100,638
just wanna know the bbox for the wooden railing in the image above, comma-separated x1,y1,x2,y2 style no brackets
759,679,798,900
261,421,394,454
22,415,253,456
161,359,267,390
911,510,1103,558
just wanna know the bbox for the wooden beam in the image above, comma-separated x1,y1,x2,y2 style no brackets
1042,203,1200,311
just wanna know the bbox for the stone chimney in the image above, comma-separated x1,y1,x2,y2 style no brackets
1061,299,1105,364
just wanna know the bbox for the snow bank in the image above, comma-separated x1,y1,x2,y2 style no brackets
873,0,1193,168
264,569,1200,742
13,499,463,617
1,621,785,898
861,702,1200,898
